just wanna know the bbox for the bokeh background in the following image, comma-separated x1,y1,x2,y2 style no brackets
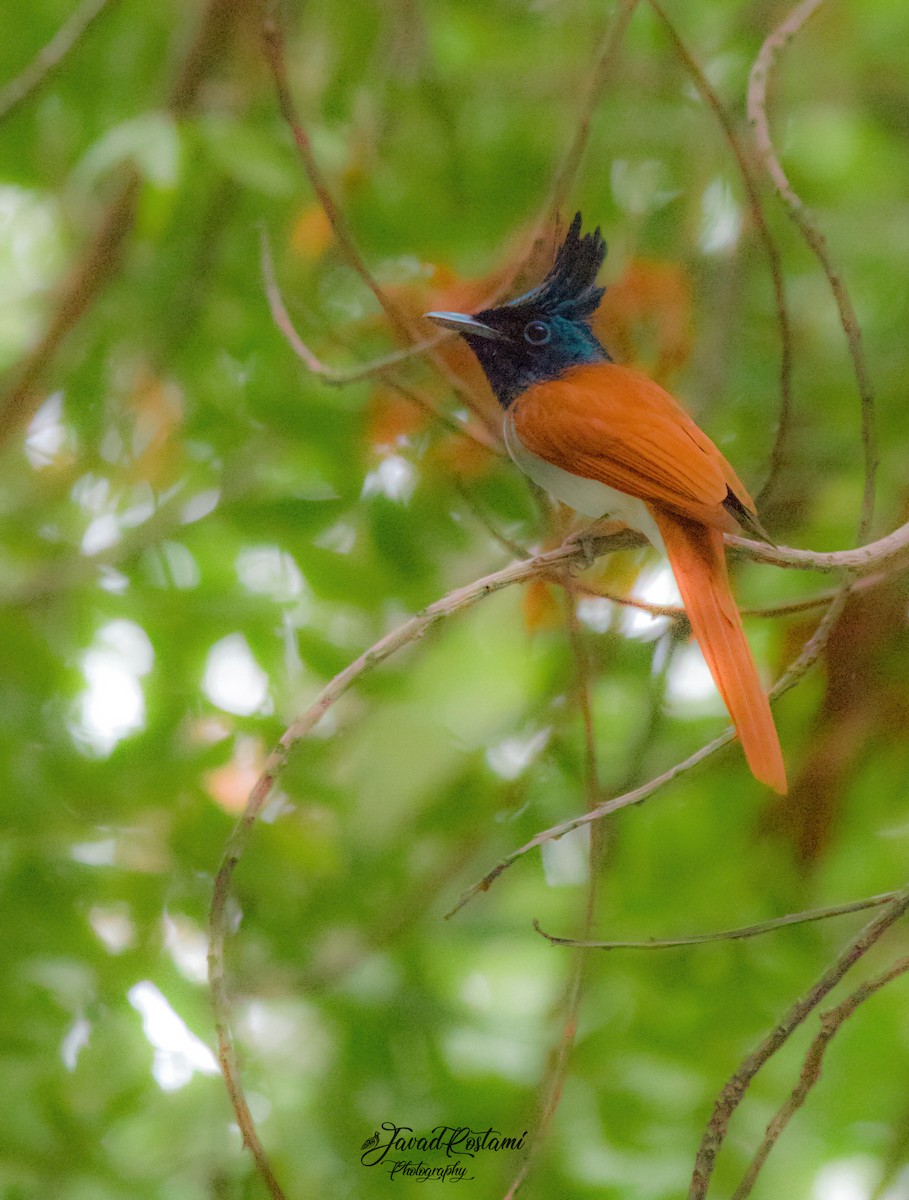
2,1,909,1197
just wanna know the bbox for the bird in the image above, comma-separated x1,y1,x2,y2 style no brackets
425,213,786,794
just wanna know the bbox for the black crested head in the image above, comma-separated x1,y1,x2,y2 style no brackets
505,211,608,320
424,213,610,409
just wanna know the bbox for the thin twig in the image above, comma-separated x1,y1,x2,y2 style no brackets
260,15,414,345
646,0,794,509
259,231,500,451
205,527,641,1199
725,523,909,575
0,175,140,447
545,0,641,221
446,578,851,919
688,883,909,1199
0,0,254,449
747,0,878,539
208,777,288,1200
455,482,529,558
207,513,909,1172
260,13,497,433
570,568,890,621
502,590,604,1200
730,955,909,1200
0,0,118,124
533,890,902,950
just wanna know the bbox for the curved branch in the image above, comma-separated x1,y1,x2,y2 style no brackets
260,231,502,453
731,955,909,1199
0,0,118,124
748,0,878,539
502,592,604,1200
571,567,891,621
260,14,497,434
533,890,902,951
208,514,909,1176
545,0,641,221
646,0,794,508
0,0,255,449
447,572,851,916
688,885,909,1199
208,777,288,1200
260,16,414,347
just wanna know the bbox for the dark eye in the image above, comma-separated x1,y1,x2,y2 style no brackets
523,320,551,346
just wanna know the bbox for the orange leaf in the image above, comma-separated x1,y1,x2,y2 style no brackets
523,579,563,632
290,202,334,262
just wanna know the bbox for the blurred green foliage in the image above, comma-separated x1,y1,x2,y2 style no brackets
2,1,909,1198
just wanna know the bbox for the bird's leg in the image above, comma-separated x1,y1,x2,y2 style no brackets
569,516,626,568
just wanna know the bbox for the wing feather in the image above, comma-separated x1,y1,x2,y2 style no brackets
512,363,755,531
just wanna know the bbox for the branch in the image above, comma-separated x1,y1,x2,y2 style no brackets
726,521,909,575
260,14,414,345
259,231,502,453
747,0,878,539
646,0,794,508
533,891,902,950
260,13,497,433
545,0,641,221
206,526,641,1198
0,174,140,448
501,591,605,1200
731,955,909,1200
447,569,854,917
0,0,255,450
688,883,909,1200
0,0,119,124
207,514,909,1176
570,568,891,621
208,777,288,1200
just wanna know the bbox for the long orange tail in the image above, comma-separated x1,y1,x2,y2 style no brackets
649,508,787,794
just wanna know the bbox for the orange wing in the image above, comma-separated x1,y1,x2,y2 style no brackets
511,362,755,532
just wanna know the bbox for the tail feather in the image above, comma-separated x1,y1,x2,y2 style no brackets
650,507,787,794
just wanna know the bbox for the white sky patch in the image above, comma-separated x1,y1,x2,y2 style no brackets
236,545,308,604
72,472,110,514
622,564,677,641
82,514,121,554
813,1158,879,1200
203,633,270,716
700,178,742,255
73,473,158,556
576,596,614,634
163,913,209,985
119,482,156,528
89,904,136,953
160,541,200,588
0,185,66,366
542,824,590,886
61,1014,92,1071
98,565,130,594
181,487,220,524
70,620,154,756
666,642,724,714
25,392,70,467
443,1026,539,1084
128,981,218,1092
460,971,494,1011
611,158,679,215
71,837,118,866
486,727,551,780
361,454,416,503
314,520,356,554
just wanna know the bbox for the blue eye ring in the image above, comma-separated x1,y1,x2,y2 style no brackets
523,320,551,345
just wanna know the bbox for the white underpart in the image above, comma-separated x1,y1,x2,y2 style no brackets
504,412,666,555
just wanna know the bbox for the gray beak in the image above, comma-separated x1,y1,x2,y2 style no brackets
424,311,505,341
